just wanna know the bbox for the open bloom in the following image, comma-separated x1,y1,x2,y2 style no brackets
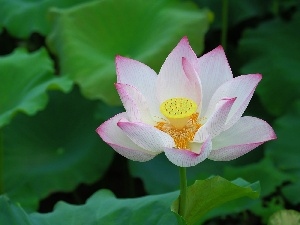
96,37,276,167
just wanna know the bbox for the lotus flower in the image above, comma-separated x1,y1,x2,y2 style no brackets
96,37,276,167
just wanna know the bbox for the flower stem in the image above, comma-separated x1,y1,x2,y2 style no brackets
221,0,229,50
179,166,187,216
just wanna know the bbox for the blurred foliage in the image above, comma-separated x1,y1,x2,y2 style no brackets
171,177,259,225
47,0,209,105
0,0,300,224
0,0,94,38
0,48,72,127
0,191,181,225
195,0,272,28
239,11,300,116
0,177,259,225
265,100,300,205
2,88,114,210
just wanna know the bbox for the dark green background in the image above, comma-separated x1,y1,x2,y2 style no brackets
0,0,299,224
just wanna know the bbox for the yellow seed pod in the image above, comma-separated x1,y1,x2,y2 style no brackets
160,98,197,128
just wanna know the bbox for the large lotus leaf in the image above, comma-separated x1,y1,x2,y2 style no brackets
200,197,284,225
239,12,300,116
47,0,209,105
171,176,260,225
0,191,185,225
31,190,182,225
2,88,114,211
0,0,93,38
0,48,72,127
0,195,33,225
224,158,290,197
199,198,260,223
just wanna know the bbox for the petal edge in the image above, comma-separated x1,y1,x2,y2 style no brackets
164,137,212,167
117,118,175,153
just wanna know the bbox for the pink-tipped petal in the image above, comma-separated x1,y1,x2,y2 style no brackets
209,116,276,161
96,113,158,162
204,74,262,129
194,98,236,142
116,56,159,113
182,57,202,108
115,83,155,124
157,37,198,102
117,118,175,153
196,46,233,115
164,137,212,167
109,143,157,162
209,143,263,161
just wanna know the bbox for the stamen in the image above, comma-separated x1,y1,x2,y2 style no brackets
155,113,201,149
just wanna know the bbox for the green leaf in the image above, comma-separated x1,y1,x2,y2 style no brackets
199,194,284,224
171,176,260,225
224,158,289,197
239,12,300,116
0,195,34,225
265,100,300,172
282,182,300,205
3,88,114,211
252,197,285,224
198,198,260,224
30,190,180,225
268,210,300,225
0,48,72,127
47,0,209,105
0,191,184,225
0,0,93,38
265,100,300,205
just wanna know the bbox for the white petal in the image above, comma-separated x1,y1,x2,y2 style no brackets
156,37,198,103
209,116,276,161
196,46,233,116
194,98,236,142
96,113,158,162
108,144,157,162
116,56,159,115
117,118,175,153
204,74,262,129
164,137,212,167
182,57,202,108
115,83,155,124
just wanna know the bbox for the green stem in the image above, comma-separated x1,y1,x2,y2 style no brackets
221,0,229,50
179,167,187,216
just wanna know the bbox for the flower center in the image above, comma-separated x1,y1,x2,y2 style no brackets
156,98,201,149
159,97,197,129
